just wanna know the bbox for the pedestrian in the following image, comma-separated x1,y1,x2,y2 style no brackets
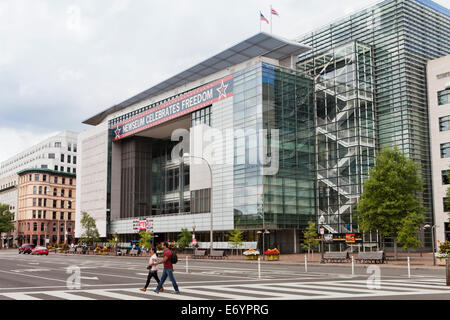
154,242,180,294
140,247,164,292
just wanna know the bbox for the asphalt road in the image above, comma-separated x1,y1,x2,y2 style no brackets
0,251,449,300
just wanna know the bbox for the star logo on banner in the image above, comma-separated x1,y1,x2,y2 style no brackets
216,80,228,99
115,127,121,139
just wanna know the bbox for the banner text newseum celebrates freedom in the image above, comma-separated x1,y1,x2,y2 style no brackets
113,75,233,141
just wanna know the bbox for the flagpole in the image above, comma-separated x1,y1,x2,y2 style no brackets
270,5,273,34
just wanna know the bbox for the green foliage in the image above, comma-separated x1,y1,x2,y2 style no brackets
439,241,450,255
138,231,153,249
79,211,100,246
301,221,319,253
397,212,425,251
107,233,119,250
177,228,192,250
0,203,14,234
355,146,424,240
227,225,244,255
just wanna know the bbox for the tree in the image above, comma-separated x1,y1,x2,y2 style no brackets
227,226,244,255
79,211,100,248
177,228,192,251
397,212,425,252
138,231,153,250
355,146,425,260
0,203,14,234
107,233,119,254
301,221,319,255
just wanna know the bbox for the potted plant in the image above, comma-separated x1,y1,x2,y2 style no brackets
264,248,280,260
156,243,164,257
101,247,109,255
94,246,101,254
243,248,260,260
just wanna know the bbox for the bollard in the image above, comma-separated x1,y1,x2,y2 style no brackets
446,258,450,286
305,255,308,273
186,256,188,273
258,256,261,279
407,257,411,278
351,256,354,275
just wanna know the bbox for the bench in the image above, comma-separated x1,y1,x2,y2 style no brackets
192,250,206,259
129,249,139,256
208,250,227,259
355,251,385,264
68,247,76,254
323,252,349,263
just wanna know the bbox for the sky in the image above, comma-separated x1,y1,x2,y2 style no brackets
0,0,449,163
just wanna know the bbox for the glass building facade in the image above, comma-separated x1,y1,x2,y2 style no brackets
297,0,450,246
233,63,316,234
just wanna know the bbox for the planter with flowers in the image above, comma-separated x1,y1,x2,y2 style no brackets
243,248,260,260
264,248,280,261
101,247,109,255
94,246,101,255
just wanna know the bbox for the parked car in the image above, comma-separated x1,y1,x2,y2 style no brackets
31,246,49,256
18,243,36,254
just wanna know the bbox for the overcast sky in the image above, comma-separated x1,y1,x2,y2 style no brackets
0,0,449,163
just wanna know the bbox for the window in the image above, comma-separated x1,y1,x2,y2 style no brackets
38,198,42,207
68,201,72,209
67,167,71,173
441,143,450,158
38,186,42,194
73,168,76,174
61,200,65,209
53,200,57,208
438,89,450,105
48,153,55,159
38,210,41,219
60,212,64,220
41,165,48,169
69,189,72,198
68,143,71,152
69,179,73,185
54,165,58,171
67,155,71,163
444,197,450,212
43,175,47,182
73,144,77,152
61,189,65,197
60,166,64,171
32,210,36,219
33,186,37,194
53,188,57,196
33,198,37,206
62,178,65,185
73,156,77,165
33,222,37,231
53,212,56,220
61,154,64,162
68,212,71,220
43,210,46,219
60,223,64,232
52,223,56,232
55,142,61,148
41,223,44,231
35,174,39,181
440,116,450,131
443,170,449,185
68,223,72,232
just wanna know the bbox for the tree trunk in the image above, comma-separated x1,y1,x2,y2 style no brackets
394,237,398,260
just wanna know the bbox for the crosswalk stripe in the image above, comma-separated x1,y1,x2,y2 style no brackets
1,293,42,300
343,280,450,290
42,291,95,300
89,289,150,300
119,288,206,300
204,285,306,299
180,287,261,300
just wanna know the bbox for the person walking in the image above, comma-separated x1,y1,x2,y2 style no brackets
154,242,180,294
140,247,164,292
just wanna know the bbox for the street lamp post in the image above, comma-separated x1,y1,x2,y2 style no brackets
319,214,325,264
257,229,270,260
183,153,214,254
424,224,436,266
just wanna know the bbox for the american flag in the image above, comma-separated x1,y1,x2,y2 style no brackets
271,8,279,16
260,12,269,24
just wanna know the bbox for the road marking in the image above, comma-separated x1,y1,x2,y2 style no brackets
120,288,206,300
89,289,149,300
1,293,42,300
43,291,95,300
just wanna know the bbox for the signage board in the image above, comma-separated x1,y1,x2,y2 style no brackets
324,234,333,242
319,227,325,235
113,75,234,141
146,218,153,233
345,233,356,243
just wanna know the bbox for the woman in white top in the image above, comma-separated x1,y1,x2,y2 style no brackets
140,247,164,292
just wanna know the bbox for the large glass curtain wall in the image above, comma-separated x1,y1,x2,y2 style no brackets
298,41,376,234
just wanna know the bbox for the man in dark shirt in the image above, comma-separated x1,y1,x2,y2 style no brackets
154,242,180,294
